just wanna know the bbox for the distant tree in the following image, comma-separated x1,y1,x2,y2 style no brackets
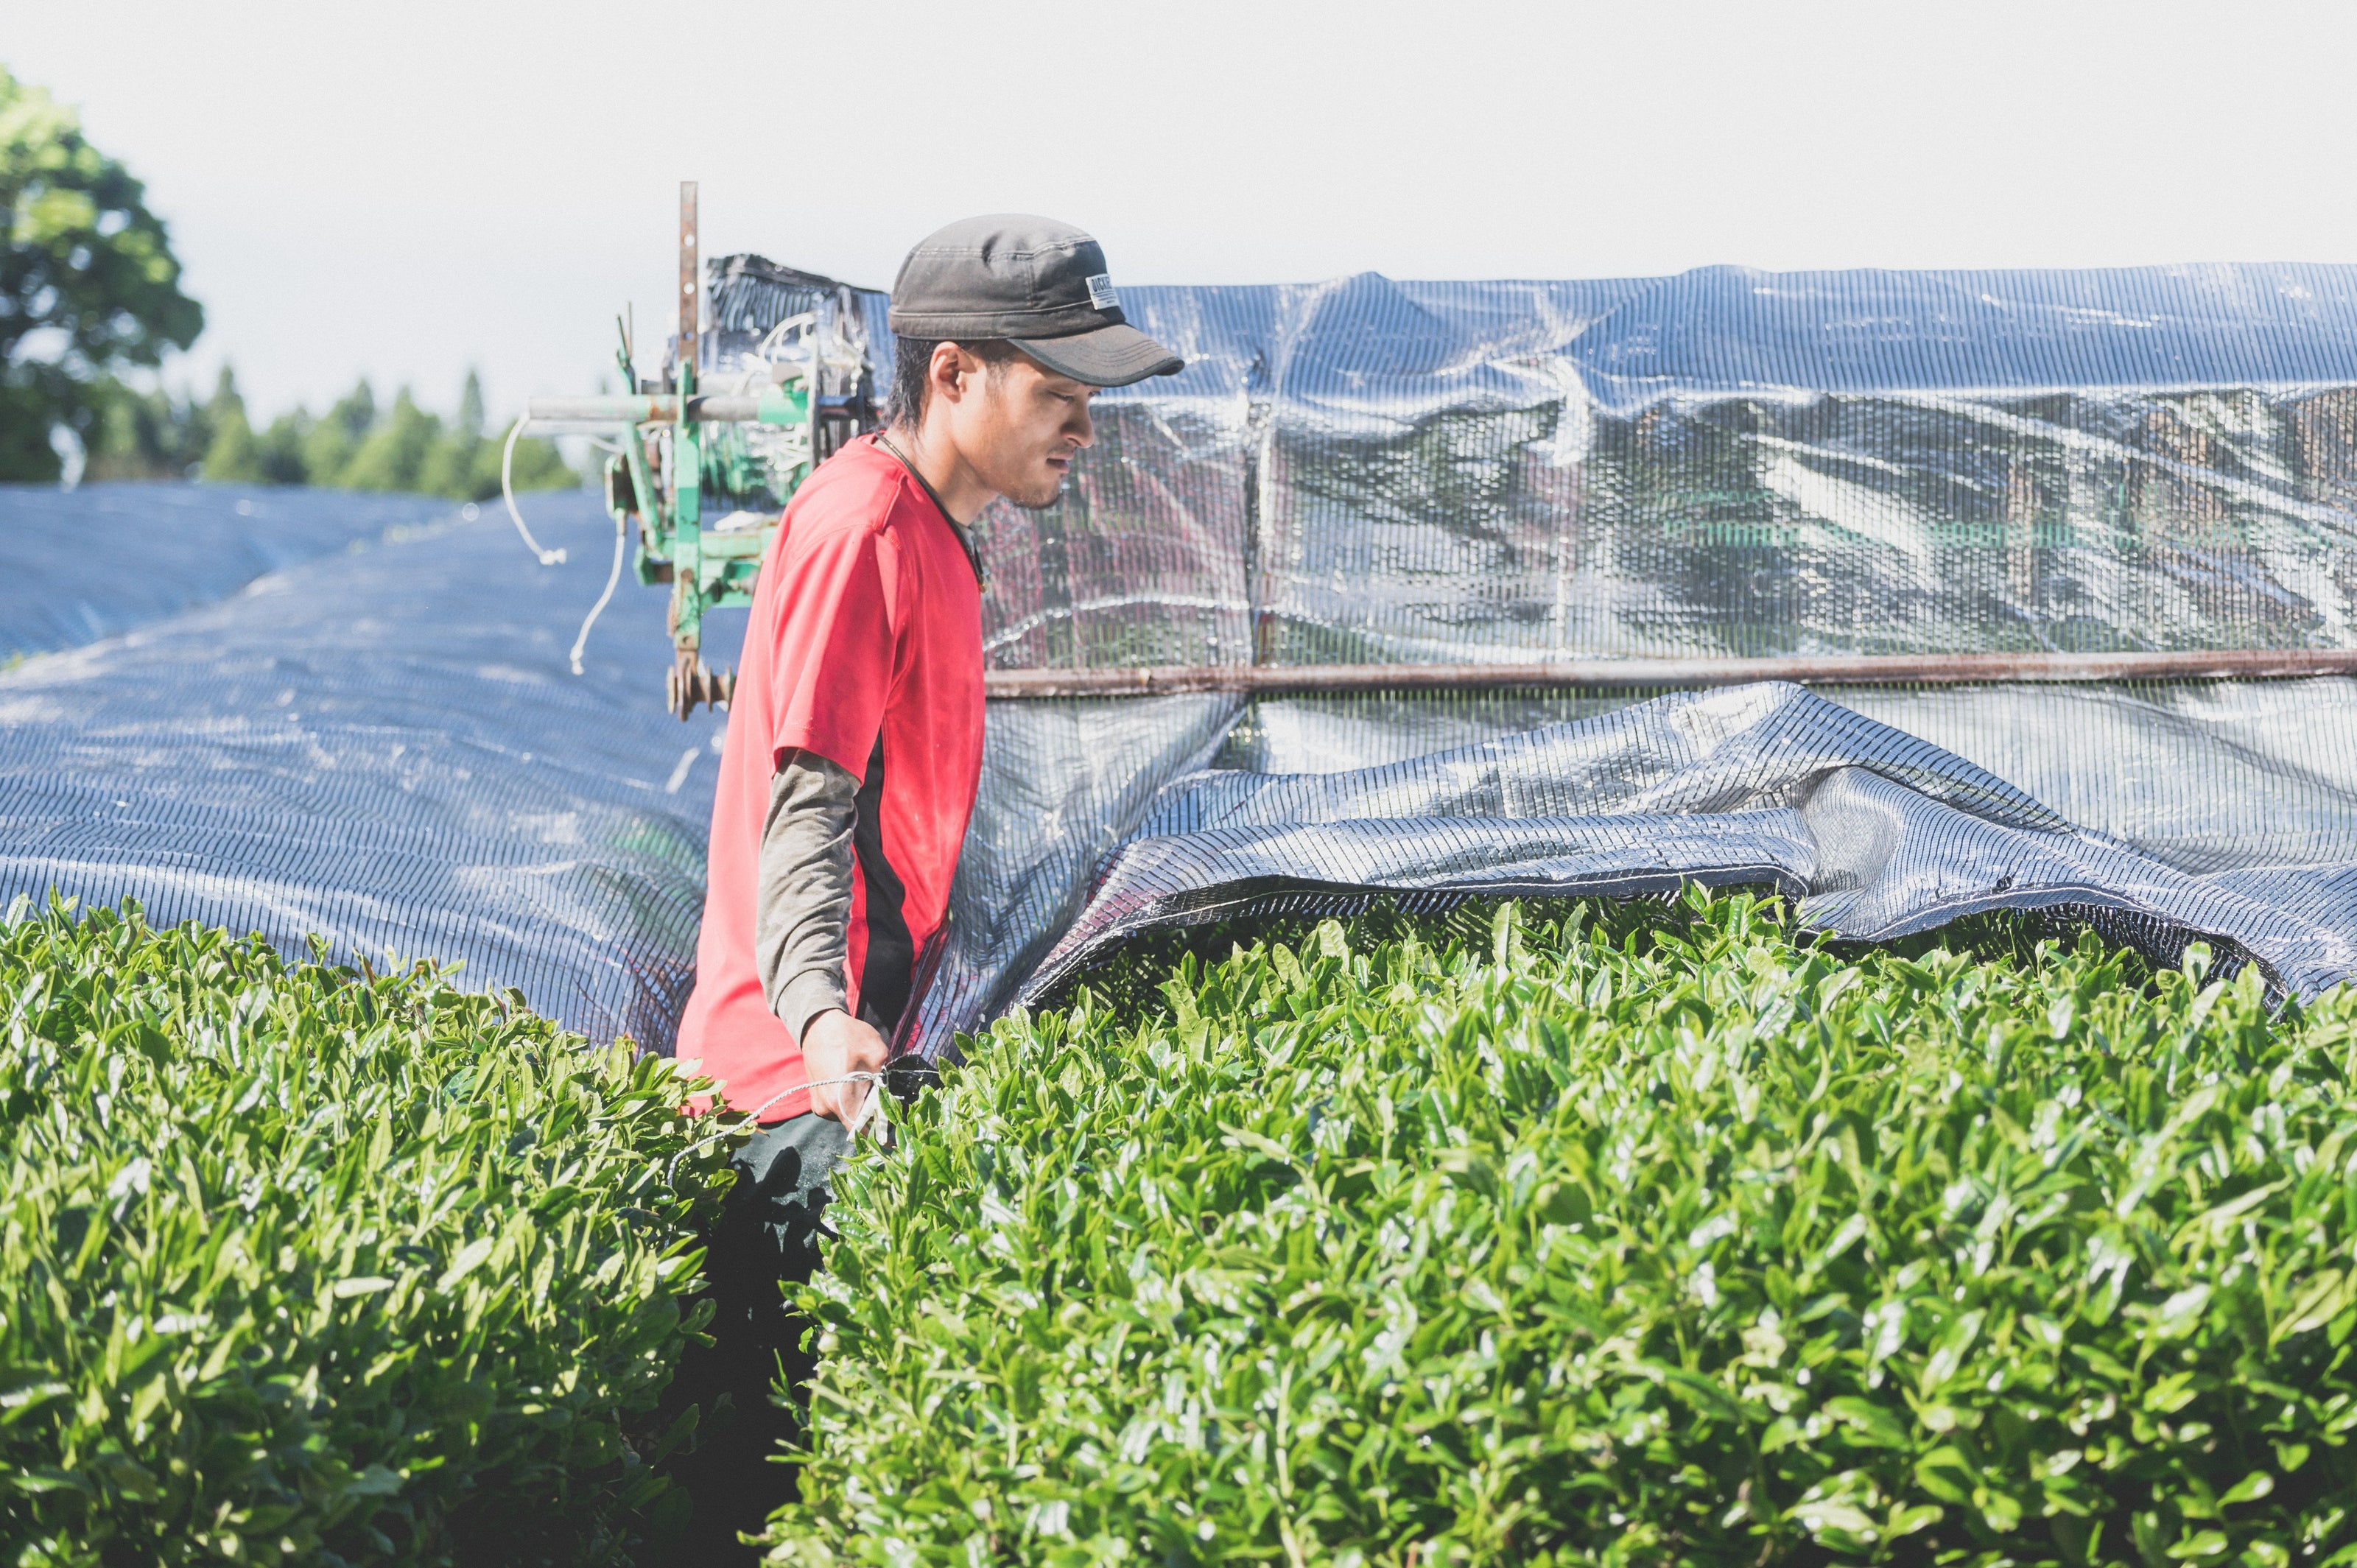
457,368,485,437
330,379,376,437
418,368,486,499
75,362,576,498
472,369,573,497
495,434,572,495
299,379,376,488
1,65,203,480
419,366,573,501
255,409,309,485
494,427,574,498
199,367,265,483
341,387,440,492
81,377,206,480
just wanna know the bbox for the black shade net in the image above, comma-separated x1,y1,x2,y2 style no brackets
0,485,730,1049
0,485,455,659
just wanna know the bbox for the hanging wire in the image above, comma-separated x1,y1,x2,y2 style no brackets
569,496,626,677
501,418,567,566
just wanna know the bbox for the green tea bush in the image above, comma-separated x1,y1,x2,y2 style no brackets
0,903,740,1567
775,891,2357,1566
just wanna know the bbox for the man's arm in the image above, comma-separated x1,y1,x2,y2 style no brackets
757,748,857,1038
756,748,887,1121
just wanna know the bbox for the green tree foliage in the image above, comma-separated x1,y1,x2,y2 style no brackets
342,387,443,493
298,379,378,488
253,406,309,485
415,369,492,499
196,368,263,484
0,900,743,1564
82,367,573,499
776,893,2357,1566
80,376,210,482
1,66,203,481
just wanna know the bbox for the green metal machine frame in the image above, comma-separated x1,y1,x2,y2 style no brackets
527,181,874,718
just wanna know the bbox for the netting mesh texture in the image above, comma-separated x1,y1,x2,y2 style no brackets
904,264,2357,1047
13,261,2357,1054
943,264,2357,671
0,485,454,659
1002,682,2357,1023
0,484,729,1049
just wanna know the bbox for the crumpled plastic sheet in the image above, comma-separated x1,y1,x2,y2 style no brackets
0,485,731,1049
1011,683,2357,1018
913,694,1243,1044
1209,680,2357,873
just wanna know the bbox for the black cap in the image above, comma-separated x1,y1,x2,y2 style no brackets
888,214,1184,388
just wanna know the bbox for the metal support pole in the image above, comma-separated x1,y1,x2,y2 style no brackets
522,393,811,428
666,180,710,717
678,181,698,386
978,649,2357,700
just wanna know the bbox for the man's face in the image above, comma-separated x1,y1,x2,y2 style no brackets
942,348,1097,510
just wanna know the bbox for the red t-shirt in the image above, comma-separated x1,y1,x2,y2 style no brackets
675,434,985,1120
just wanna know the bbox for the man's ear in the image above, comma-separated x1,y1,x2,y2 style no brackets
928,342,970,407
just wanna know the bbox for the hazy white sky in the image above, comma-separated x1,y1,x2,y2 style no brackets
12,0,2357,423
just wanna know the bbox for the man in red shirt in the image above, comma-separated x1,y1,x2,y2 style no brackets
667,215,1180,1553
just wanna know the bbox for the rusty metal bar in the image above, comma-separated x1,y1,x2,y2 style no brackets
981,649,2357,700
678,181,699,383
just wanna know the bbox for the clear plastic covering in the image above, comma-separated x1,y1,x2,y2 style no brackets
686,257,888,518
15,261,2357,1059
904,262,2357,1047
986,264,2357,669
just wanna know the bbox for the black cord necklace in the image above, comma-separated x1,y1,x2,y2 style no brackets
875,433,987,591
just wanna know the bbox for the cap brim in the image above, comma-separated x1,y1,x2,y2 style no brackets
1008,323,1184,387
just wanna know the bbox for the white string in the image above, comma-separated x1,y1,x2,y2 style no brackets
568,496,626,676
502,417,567,566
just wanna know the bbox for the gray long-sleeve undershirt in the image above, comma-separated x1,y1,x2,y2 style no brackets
756,748,860,1041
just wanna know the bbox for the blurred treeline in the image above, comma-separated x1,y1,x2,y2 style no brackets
85,367,575,499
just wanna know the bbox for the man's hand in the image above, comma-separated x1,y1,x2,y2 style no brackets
801,1008,888,1125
